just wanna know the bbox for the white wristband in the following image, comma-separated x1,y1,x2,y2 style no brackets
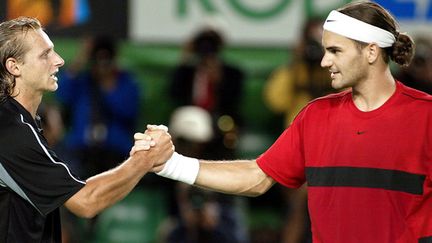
156,152,200,185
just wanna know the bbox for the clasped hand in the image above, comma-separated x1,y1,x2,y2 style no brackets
130,125,173,172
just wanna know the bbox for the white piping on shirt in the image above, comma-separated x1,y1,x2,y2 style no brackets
20,114,86,184
0,162,43,215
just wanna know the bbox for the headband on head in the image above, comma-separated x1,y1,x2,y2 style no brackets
323,10,396,48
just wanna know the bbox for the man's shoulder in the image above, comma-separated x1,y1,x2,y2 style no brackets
222,62,244,77
399,82,432,102
309,89,351,105
0,99,18,122
293,90,350,120
0,98,27,135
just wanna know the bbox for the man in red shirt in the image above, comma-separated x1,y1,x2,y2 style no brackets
136,1,432,242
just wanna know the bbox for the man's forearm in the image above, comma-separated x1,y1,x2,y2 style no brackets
65,154,152,218
194,160,275,197
151,151,274,197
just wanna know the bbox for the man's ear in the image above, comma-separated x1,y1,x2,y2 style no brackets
366,43,379,64
5,57,20,76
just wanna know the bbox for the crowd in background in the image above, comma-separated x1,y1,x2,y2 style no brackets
38,17,432,243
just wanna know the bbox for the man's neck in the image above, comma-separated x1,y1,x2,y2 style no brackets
13,92,43,119
352,68,396,112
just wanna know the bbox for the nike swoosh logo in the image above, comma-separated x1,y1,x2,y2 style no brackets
357,131,366,135
326,19,336,22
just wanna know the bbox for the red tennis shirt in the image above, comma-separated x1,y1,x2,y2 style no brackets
257,81,432,243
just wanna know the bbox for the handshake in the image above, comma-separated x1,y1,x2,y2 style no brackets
130,125,200,185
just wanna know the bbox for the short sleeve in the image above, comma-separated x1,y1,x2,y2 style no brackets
0,119,85,216
256,112,306,188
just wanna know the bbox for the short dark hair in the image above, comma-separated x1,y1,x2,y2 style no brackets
89,35,117,62
191,29,224,57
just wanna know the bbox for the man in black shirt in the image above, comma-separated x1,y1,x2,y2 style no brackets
0,17,172,242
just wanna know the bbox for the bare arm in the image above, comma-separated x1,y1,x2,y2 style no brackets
64,130,173,218
194,159,275,197
132,126,275,197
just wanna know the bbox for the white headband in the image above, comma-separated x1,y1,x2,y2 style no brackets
323,10,396,48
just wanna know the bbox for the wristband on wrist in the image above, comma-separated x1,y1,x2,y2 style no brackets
156,152,200,185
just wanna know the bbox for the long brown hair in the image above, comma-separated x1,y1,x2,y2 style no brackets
0,17,41,101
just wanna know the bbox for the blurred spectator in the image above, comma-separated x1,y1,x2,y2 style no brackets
264,18,332,127
262,18,332,243
396,36,432,94
38,102,64,147
38,101,82,174
56,35,140,178
159,106,249,243
168,27,245,160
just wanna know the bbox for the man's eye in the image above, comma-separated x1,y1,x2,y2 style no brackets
41,50,52,58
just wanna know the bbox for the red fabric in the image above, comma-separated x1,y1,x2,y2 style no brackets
193,71,215,111
257,82,432,242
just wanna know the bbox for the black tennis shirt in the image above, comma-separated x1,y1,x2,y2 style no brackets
0,97,85,242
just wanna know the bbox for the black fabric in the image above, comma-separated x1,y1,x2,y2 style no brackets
169,62,244,124
0,190,61,243
306,166,425,195
0,97,85,242
419,236,432,243
169,62,244,160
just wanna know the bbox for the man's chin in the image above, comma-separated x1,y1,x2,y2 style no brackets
331,79,342,89
47,83,58,92
332,79,351,90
